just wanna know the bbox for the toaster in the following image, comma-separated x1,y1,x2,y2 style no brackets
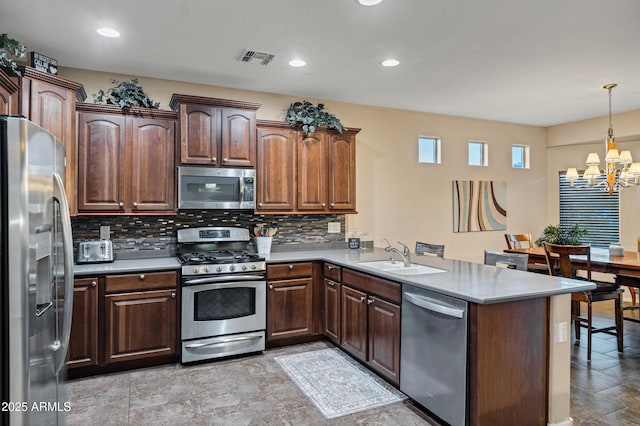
76,240,114,263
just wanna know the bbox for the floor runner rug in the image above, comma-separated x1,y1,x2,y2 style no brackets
275,348,406,419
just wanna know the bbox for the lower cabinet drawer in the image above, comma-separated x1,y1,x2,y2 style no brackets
267,262,313,280
105,270,177,293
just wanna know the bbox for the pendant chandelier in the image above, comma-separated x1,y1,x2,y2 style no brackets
565,83,640,194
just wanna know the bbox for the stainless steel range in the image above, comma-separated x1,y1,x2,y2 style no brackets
177,227,266,363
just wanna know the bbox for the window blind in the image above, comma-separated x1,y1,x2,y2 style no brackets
558,172,620,247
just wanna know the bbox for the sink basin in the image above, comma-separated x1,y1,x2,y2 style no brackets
357,260,446,276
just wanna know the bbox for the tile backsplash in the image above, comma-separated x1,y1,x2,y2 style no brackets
71,211,346,249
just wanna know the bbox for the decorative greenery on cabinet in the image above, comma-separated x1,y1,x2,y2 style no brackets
92,78,160,109
0,33,26,76
284,100,345,134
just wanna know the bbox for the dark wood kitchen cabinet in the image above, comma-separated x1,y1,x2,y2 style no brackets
169,94,260,167
67,277,99,369
340,268,401,385
104,271,178,365
256,122,296,212
3,67,86,215
323,262,343,344
266,262,314,342
76,103,177,214
298,130,357,213
255,120,359,215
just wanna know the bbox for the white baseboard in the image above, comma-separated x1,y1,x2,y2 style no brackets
547,418,573,426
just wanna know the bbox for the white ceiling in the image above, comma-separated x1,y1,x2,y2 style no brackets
2,0,640,127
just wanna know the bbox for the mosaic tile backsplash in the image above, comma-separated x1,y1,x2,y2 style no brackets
71,211,346,254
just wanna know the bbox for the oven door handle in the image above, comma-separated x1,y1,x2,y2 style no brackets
185,335,263,349
183,275,265,286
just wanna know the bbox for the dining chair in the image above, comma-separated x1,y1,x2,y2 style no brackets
504,232,549,274
415,241,445,258
483,250,529,271
504,233,534,249
543,242,623,361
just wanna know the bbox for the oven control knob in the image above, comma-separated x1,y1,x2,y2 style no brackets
229,265,236,272
203,266,210,273
251,264,257,270
241,265,247,271
193,267,199,274
214,266,220,272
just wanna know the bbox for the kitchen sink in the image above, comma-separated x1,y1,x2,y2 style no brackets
357,260,446,276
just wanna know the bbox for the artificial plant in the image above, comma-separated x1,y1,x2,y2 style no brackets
92,78,160,109
0,33,27,76
284,100,345,134
536,224,588,246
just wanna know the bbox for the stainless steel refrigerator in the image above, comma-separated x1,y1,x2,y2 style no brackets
0,116,74,425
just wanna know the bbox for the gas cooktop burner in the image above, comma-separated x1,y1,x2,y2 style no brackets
178,251,263,265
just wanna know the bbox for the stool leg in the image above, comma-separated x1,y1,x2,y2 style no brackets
616,294,624,352
587,301,593,361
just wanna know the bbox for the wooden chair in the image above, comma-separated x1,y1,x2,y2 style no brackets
543,243,623,361
415,241,445,258
504,233,534,249
504,233,549,274
484,250,529,271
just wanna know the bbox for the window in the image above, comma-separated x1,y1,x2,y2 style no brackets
512,145,530,169
418,136,441,164
558,171,619,247
468,141,488,166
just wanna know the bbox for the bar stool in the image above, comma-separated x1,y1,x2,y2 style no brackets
543,243,623,361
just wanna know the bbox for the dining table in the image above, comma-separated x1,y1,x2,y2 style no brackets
505,246,640,321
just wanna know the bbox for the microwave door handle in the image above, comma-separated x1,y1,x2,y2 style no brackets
239,177,245,201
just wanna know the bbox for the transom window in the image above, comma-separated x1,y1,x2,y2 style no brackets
418,136,441,164
468,141,488,166
512,145,530,169
558,171,620,247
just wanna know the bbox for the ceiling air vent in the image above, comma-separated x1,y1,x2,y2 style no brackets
238,49,275,66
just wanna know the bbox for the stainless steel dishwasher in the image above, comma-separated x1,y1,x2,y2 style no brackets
400,284,468,426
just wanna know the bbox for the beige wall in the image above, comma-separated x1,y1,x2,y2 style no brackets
546,110,640,251
61,67,549,262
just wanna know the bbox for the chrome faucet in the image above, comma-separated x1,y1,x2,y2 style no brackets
383,240,411,267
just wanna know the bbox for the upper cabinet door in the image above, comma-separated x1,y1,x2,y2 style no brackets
77,113,127,211
256,126,296,212
130,118,176,211
180,104,219,165
327,133,356,211
221,108,256,167
297,133,327,211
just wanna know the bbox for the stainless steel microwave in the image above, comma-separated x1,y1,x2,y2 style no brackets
178,166,255,210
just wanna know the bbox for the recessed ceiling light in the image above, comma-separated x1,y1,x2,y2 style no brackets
358,0,383,5
381,59,399,67
288,59,306,67
97,27,120,38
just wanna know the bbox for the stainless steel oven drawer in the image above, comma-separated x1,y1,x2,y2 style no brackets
181,331,265,363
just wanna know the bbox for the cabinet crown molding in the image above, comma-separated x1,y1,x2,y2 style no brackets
19,66,86,101
169,94,261,111
257,119,361,135
76,102,178,119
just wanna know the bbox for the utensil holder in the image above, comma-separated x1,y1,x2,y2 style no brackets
255,237,273,254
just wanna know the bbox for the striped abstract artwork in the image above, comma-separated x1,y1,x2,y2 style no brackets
452,180,507,232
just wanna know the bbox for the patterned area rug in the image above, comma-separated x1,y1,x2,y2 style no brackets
275,348,407,419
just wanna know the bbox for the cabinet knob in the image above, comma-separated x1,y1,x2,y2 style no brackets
360,296,366,302
328,281,335,286
171,292,176,298
269,284,273,290
223,158,228,162
91,281,97,287
367,299,374,305
259,203,263,207
212,157,217,162
322,203,326,207
330,203,335,208
288,264,294,270
119,201,124,207
139,274,145,280
133,202,138,207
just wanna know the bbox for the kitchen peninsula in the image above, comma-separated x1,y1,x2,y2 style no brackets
74,246,592,425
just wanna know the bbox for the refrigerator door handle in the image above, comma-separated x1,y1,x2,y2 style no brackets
52,172,74,375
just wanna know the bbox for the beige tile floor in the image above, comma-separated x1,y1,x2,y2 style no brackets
66,303,640,425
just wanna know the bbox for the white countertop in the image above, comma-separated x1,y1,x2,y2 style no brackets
73,247,594,304
262,247,595,304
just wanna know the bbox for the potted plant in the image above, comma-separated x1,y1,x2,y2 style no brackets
284,100,345,134
0,33,27,76
536,224,587,246
92,78,160,110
